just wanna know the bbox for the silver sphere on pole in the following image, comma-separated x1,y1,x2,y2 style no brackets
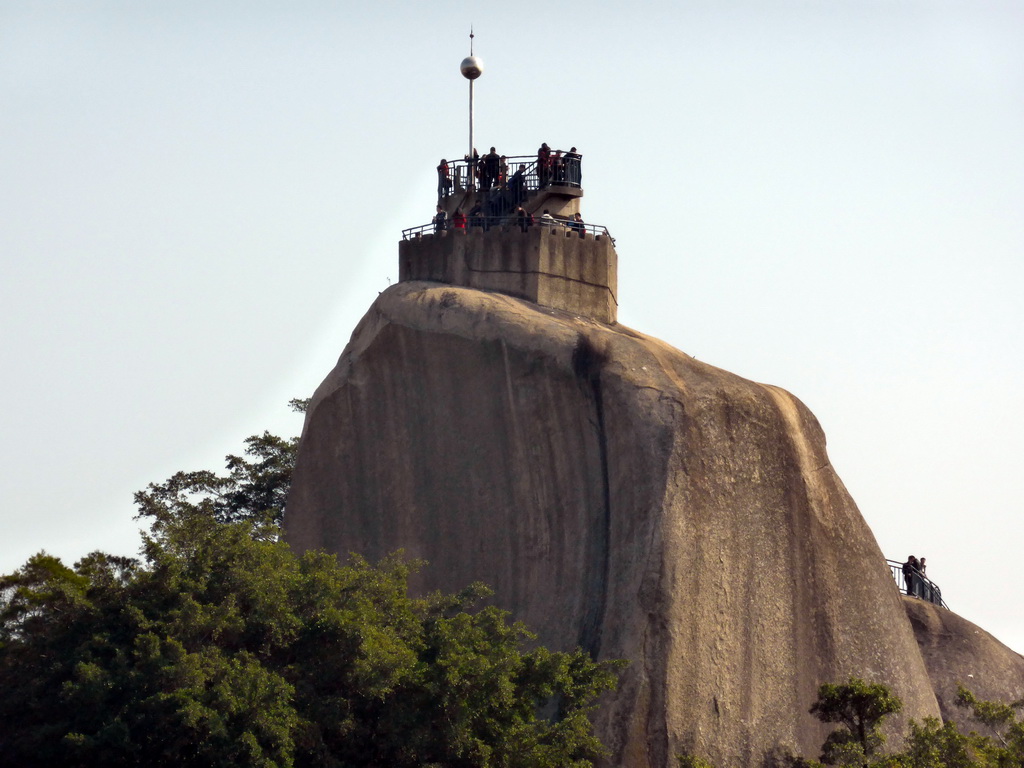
461,56,484,80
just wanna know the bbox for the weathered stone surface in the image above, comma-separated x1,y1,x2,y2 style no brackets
904,596,1024,721
285,281,944,767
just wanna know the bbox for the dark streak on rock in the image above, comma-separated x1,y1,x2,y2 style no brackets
573,333,611,658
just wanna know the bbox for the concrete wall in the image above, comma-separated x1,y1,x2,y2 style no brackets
398,225,618,323
524,186,583,219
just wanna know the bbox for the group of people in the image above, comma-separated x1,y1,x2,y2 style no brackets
434,203,587,236
520,208,586,234
437,148,510,198
433,203,497,232
901,555,938,602
537,143,582,188
476,147,505,191
431,143,585,235
436,144,583,202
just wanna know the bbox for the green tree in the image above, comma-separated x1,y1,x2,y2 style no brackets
133,397,307,534
793,681,1021,768
809,678,904,767
0,410,622,767
897,716,999,768
955,686,1024,767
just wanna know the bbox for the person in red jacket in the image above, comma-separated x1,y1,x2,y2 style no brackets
537,143,551,188
452,208,466,230
436,159,451,199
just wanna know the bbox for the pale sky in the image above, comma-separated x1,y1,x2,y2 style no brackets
2,2,1022,656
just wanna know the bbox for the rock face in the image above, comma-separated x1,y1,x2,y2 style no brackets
904,597,1024,722
286,282,945,767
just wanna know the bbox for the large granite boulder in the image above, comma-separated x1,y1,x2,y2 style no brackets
904,596,1024,722
285,281,943,767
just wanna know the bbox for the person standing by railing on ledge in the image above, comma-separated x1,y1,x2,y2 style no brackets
452,208,466,230
902,555,919,597
569,212,585,236
515,206,533,232
538,143,551,188
918,557,931,601
498,155,508,189
551,150,564,184
510,164,527,207
483,147,500,191
433,205,447,233
565,147,581,187
437,159,451,199
465,150,480,190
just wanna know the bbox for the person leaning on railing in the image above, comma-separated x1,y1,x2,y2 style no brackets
510,164,528,207
515,206,534,232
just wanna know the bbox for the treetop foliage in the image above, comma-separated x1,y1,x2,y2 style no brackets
809,677,903,765
680,678,1024,768
799,677,1024,768
134,398,307,537
0,403,622,767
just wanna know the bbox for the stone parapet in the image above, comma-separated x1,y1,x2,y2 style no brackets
398,225,618,324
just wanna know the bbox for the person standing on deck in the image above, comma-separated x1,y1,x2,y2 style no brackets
437,159,452,199
537,143,551,188
902,555,919,597
565,147,582,187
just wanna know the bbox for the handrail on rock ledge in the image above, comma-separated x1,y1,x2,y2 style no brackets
887,559,947,609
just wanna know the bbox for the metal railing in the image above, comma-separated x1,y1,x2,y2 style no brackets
887,559,947,609
437,150,583,200
402,214,610,241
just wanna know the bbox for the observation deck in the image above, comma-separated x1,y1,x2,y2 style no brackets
399,149,618,324
432,153,584,219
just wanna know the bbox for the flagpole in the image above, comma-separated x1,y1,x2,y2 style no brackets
460,28,483,188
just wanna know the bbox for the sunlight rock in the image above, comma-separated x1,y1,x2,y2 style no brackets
904,596,1024,722
286,282,944,766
